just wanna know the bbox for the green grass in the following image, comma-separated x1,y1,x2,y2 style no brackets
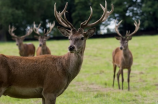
1,35,158,104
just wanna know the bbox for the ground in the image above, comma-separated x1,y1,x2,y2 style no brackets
0,35,158,104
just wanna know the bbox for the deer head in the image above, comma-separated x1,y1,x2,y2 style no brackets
115,20,140,50
8,25,33,46
54,1,114,53
33,22,55,47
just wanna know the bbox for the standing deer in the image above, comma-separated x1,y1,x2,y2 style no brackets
0,1,113,104
112,20,140,91
8,26,35,57
33,22,55,56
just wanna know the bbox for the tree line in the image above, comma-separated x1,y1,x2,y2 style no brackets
0,0,157,41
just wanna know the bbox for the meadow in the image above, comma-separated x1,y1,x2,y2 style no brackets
0,35,158,104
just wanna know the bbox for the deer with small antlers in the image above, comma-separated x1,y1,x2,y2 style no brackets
112,20,140,91
33,22,55,56
8,26,35,57
0,1,113,104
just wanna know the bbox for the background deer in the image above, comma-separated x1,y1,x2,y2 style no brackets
8,26,35,57
112,20,140,91
33,22,55,56
0,1,113,104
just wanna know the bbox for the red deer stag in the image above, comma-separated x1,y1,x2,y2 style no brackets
33,22,55,56
112,20,140,91
8,26,35,56
0,1,113,104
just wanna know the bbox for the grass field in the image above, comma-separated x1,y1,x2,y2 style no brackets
0,35,158,104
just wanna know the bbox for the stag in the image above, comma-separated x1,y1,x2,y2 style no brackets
8,26,35,57
112,20,140,91
33,22,55,56
0,1,113,104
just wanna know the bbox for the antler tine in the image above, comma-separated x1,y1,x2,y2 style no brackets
33,22,41,35
126,30,130,36
21,28,33,38
8,25,18,37
81,0,113,28
101,4,114,22
127,20,140,37
63,12,74,29
54,2,74,29
115,20,123,37
44,21,55,36
80,6,93,28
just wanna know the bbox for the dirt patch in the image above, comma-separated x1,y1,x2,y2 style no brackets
132,71,144,74
72,82,119,92
154,84,158,86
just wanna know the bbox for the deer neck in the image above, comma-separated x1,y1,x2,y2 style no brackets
65,43,86,82
41,43,47,52
122,46,130,58
18,43,24,51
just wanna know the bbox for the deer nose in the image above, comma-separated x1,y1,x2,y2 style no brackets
16,44,18,46
68,45,75,51
120,47,123,50
39,44,42,47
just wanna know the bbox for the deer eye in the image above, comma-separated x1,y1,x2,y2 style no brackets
81,37,84,40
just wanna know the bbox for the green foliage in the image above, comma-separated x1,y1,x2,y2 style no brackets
111,0,142,35
0,0,157,41
1,36,158,103
141,0,158,30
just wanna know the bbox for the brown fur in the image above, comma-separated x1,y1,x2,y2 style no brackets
19,43,35,56
0,27,95,104
112,37,133,91
9,26,35,57
36,46,51,56
35,36,51,56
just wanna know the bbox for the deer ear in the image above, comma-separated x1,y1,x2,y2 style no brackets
57,26,70,37
34,35,39,39
115,37,121,40
84,27,96,38
127,36,132,40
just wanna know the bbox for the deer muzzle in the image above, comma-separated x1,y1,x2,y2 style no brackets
68,45,75,53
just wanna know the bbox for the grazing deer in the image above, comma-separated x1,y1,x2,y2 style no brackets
8,26,35,57
112,20,140,91
0,1,113,104
33,22,55,56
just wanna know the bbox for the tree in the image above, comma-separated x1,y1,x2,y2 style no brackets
0,0,57,41
141,0,158,31
111,0,142,36
73,0,113,34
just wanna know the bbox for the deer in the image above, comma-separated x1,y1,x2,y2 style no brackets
33,22,55,56
112,20,140,91
0,1,113,104
8,26,35,57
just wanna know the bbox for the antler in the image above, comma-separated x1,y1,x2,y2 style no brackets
115,20,123,37
54,2,74,29
80,0,114,28
44,21,55,36
33,22,41,35
8,25,17,37
126,20,140,37
21,28,33,38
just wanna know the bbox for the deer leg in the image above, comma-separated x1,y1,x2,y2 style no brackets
42,98,45,104
127,68,131,91
121,70,124,90
42,92,56,104
113,65,117,87
117,69,122,90
0,81,6,97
